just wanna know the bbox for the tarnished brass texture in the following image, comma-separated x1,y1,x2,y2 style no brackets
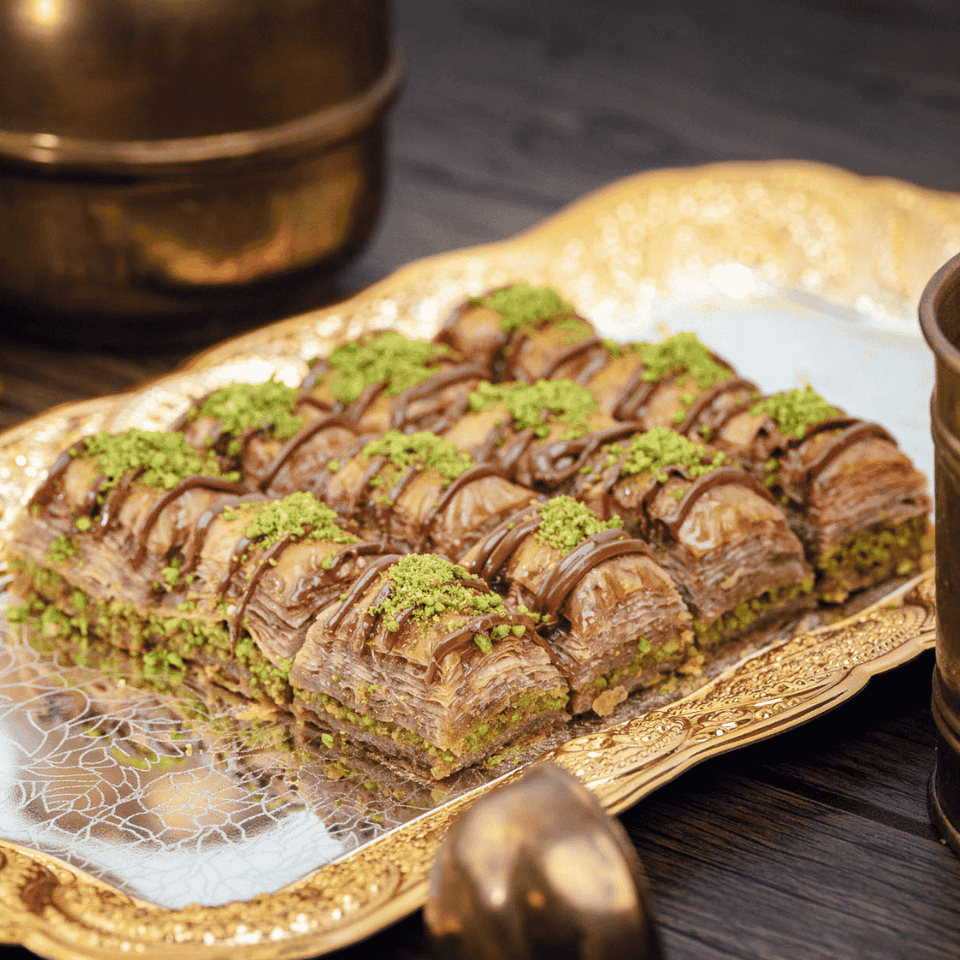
425,763,664,960
920,251,960,855
0,161,952,956
0,0,402,338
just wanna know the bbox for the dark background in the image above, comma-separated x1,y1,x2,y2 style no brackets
5,1,960,958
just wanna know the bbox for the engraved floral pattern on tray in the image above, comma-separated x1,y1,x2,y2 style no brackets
0,161,954,959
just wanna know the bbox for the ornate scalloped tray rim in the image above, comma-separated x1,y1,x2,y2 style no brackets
0,572,936,960
0,159,951,958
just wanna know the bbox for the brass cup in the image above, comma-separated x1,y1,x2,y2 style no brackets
920,250,960,855
0,0,403,345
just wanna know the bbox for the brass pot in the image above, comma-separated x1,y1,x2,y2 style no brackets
0,0,403,343
920,251,960,856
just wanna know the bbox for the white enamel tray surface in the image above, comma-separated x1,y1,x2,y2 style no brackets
0,161,952,959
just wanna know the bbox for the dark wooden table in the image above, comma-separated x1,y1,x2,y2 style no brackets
4,1,960,957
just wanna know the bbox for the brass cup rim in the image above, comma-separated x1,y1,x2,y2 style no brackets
920,250,960,373
0,50,405,176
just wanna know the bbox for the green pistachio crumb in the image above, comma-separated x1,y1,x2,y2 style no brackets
46,534,81,564
76,428,231,491
322,331,453,405
535,495,623,552
369,554,504,627
750,386,841,439
631,332,732,388
467,379,598,439
605,426,728,480
240,491,357,548
473,633,493,653
192,377,304,441
469,283,575,334
361,430,476,484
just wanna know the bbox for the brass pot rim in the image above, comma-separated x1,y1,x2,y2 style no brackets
0,50,404,176
920,250,960,372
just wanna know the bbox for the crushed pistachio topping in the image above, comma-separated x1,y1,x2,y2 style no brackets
535,495,624,552
469,283,575,334
750,386,842,440
189,378,304,441
468,379,598,439
73,429,235,491
320,331,453,405
605,426,727,478
629,332,732,389
370,555,505,629
46,534,80,565
361,430,476,484
238,492,358,548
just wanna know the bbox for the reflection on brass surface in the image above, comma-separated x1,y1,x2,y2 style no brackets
425,763,664,960
0,161,952,958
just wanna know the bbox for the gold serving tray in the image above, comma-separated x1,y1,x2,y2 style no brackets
0,160,954,959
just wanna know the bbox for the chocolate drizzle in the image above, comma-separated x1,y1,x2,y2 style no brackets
426,608,544,683
474,418,641,490
605,352,739,425
343,381,386,422
227,536,384,650
93,471,139,536
712,402,900,500
537,528,657,621
328,360,485,434
412,464,504,551
386,365,487,432
30,441,89,510
573,446,775,539
464,506,657,624
513,332,604,383
674,376,758,433
179,493,268,577
797,420,896,494
133,475,247,567
259,414,360,491
657,465,776,537
519,423,640,488
464,510,543,582
326,554,403,632
610,366,658,421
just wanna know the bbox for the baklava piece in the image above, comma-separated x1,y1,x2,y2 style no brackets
289,554,569,780
462,496,695,715
437,283,607,383
301,330,486,434
707,386,932,601
440,378,637,490
571,427,815,647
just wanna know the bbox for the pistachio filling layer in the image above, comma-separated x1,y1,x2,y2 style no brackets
815,516,932,602
295,685,567,777
8,560,294,703
587,632,700,693
691,578,816,647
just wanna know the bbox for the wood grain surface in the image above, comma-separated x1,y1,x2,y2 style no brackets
3,1,960,958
